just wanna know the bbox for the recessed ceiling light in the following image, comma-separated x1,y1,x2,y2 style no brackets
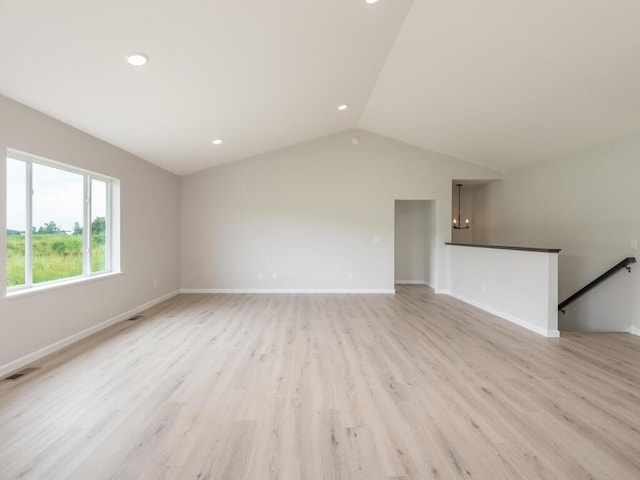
126,53,148,66
365,0,379,4
212,138,223,145
338,104,349,111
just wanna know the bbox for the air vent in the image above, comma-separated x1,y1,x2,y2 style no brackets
4,367,40,381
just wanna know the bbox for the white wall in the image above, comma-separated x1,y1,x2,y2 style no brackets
472,133,640,333
180,130,501,292
470,181,496,244
445,244,559,337
394,200,435,285
0,96,181,372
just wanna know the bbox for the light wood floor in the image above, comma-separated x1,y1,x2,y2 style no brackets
1,286,639,479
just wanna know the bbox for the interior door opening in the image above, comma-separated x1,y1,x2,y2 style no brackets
394,200,436,288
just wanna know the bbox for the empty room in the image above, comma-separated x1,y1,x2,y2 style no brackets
1,1,639,479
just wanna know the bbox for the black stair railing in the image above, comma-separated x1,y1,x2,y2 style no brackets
558,257,636,313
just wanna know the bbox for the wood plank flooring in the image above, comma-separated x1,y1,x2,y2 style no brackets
1,285,639,479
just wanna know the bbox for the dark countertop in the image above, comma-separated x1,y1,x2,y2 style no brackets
445,242,561,253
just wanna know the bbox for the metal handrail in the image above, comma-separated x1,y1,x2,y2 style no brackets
558,257,636,313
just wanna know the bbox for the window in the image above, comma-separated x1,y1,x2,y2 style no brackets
5,150,119,293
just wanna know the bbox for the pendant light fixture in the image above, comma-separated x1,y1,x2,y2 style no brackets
452,183,470,229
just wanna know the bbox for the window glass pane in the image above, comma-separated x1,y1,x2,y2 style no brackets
91,179,107,272
32,163,84,283
6,158,26,287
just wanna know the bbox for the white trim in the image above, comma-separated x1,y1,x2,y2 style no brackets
627,325,640,337
8,148,117,182
105,179,112,271
180,288,396,294
25,161,33,286
83,175,91,275
6,271,123,300
0,290,179,378
445,290,560,338
394,281,435,288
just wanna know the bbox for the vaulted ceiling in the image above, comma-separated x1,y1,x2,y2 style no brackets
2,1,640,175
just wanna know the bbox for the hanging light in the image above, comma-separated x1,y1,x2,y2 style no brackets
452,183,470,229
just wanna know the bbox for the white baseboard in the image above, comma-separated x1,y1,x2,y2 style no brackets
394,281,436,289
628,325,640,337
445,291,560,338
0,290,180,378
180,288,396,294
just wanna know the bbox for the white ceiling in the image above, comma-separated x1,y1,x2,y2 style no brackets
2,1,640,175
360,0,640,171
0,0,412,174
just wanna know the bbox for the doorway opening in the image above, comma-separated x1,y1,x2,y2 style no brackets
394,200,436,288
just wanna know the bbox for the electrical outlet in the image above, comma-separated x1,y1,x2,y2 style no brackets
153,279,158,288
348,272,353,280
373,236,381,244
257,273,263,279
272,273,277,280
631,240,638,250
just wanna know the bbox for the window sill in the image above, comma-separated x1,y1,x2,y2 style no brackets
5,271,123,300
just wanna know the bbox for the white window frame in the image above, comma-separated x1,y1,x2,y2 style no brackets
6,149,120,295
